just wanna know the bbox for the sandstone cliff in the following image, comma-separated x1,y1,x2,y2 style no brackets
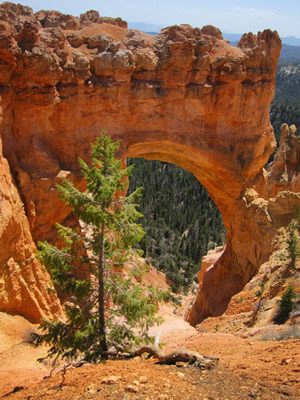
0,2,299,323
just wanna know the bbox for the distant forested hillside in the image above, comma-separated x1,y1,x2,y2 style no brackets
128,60,300,293
273,64,300,106
127,159,225,293
279,45,300,63
270,62,300,144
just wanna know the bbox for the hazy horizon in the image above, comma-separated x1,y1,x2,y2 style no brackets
17,0,300,38
128,22,300,40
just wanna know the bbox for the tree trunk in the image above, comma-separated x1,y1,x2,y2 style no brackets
98,221,108,353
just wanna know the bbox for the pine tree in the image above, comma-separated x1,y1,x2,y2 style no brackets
33,132,167,363
274,287,296,325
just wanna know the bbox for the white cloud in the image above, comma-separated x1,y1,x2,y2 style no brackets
232,6,276,19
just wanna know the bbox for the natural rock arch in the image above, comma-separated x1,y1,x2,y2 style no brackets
1,4,299,323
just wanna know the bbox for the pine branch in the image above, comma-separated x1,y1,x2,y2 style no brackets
34,132,164,365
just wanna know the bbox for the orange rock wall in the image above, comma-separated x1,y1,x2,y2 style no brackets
0,127,63,321
0,3,299,323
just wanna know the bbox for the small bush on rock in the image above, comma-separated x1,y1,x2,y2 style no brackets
274,286,296,325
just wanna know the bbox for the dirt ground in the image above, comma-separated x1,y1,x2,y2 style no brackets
0,309,299,400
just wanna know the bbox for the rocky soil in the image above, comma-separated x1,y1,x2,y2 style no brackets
0,305,299,400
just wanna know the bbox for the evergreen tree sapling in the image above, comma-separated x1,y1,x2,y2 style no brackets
274,286,296,325
33,132,167,363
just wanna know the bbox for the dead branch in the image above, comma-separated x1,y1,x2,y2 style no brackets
130,345,218,369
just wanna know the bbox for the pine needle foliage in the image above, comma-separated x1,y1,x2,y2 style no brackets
274,286,296,325
33,132,167,363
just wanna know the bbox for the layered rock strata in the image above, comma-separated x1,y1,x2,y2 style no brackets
0,2,299,323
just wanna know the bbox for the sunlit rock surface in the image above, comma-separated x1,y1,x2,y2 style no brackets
0,2,299,323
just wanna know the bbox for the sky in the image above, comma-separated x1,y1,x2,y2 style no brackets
19,0,300,38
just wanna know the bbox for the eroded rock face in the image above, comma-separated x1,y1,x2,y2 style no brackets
266,124,300,196
0,2,299,323
0,137,63,321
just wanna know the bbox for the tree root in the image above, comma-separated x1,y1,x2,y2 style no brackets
130,345,219,369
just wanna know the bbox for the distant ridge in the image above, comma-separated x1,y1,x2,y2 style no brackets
229,41,300,63
223,33,300,47
222,33,241,43
281,36,300,46
279,44,300,63
128,22,300,48
128,22,164,33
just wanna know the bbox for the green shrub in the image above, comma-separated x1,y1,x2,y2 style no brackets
274,287,296,325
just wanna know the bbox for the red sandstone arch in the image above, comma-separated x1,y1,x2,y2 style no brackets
2,4,299,324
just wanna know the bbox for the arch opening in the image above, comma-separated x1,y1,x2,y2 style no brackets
121,139,272,325
127,157,226,295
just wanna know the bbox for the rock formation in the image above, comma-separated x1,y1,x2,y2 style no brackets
197,217,300,336
0,124,63,321
0,2,299,323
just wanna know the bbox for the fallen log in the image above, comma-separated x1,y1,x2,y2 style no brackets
131,345,219,369
38,344,218,391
